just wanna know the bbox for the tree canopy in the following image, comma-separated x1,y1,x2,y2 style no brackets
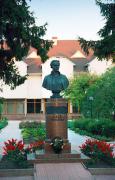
0,0,52,89
79,0,115,61
82,67,115,119
63,73,98,112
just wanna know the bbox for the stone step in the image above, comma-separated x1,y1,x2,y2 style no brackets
35,151,81,159
28,152,89,164
32,158,82,163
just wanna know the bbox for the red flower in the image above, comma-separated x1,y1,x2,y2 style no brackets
28,140,44,152
3,139,25,156
79,139,115,163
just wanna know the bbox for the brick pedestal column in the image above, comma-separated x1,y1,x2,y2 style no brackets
44,98,71,153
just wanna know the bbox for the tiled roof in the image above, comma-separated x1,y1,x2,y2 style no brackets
48,40,93,60
25,39,94,73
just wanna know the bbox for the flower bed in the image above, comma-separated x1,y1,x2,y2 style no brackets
80,139,115,174
0,139,32,169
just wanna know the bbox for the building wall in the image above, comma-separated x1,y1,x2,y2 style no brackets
0,61,27,99
0,57,74,118
0,66,42,99
88,58,112,75
26,74,42,99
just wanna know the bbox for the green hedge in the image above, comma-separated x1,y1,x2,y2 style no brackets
19,121,45,129
20,121,46,144
68,118,115,141
0,117,8,130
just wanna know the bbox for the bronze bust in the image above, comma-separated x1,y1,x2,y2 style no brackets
42,60,69,98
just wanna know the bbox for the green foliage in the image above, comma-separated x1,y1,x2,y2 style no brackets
79,0,115,61
0,117,8,130
19,121,45,129
0,98,4,119
68,120,76,130
0,0,52,88
64,73,98,111
76,129,111,141
68,118,115,140
21,122,46,143
82,67,115,119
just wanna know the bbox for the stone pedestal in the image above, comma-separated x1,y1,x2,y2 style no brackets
44,98,71,153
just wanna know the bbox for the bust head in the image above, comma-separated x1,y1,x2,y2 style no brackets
50,60,60,72
42,59,69,98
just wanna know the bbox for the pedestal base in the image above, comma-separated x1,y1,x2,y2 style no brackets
32,149,89,163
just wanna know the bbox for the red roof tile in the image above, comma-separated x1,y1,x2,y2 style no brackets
24,39,94,73
48,40,93,60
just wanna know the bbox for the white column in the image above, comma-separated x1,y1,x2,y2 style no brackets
24,99,27,117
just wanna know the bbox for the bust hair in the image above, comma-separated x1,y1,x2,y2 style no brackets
50,60,60,68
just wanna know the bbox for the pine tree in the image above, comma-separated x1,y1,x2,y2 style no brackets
0,0,52,89
79,0,115,62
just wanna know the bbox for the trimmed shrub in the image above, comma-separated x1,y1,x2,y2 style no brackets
0,117,8,130
68,118,115,140
19,121,44,129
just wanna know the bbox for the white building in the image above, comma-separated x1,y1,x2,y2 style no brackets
87,57,113,75
1,38,112,120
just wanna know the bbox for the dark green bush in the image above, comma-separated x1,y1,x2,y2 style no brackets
75,128,111,141
102,123,115,137
19,121,44,129
68,120,75,130
74,118,91,131
0,117,8,130
68,118,115,140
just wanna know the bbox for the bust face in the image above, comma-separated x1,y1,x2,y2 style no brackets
51,61,60,72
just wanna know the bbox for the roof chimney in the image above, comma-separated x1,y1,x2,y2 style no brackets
52,37,58,46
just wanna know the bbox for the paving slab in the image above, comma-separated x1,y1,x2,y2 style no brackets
35,163,93,180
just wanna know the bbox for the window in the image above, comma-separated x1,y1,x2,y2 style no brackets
7,102,14,114
27,99,41,113
16,103,24,114
4,100,24,114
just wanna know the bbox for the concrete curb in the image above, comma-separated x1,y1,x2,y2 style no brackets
0,168,35,177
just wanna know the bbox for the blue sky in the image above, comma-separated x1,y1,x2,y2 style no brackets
28,0,105,40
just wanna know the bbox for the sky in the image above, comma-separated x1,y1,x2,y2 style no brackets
28,0,105,40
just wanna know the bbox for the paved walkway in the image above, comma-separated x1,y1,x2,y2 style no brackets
35,163,92,180
1,164,115,180
0,121,22,154
68,129,90,152
34,163,115,180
